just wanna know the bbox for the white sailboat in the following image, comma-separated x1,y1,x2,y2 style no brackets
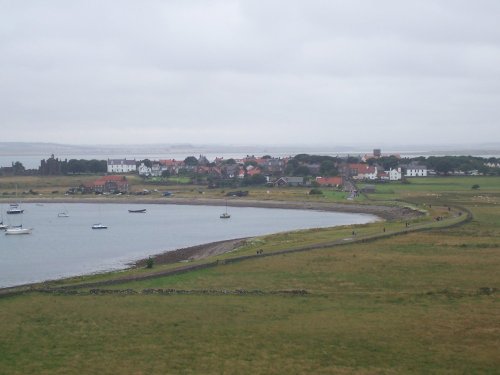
6,203,23,215
5,227,33,235
58,206,69,217
92,205,108,229
220,200,231,219
4,205,33,234
7,185,24,214
0,205,7,230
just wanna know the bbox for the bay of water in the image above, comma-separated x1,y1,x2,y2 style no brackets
0,203,376,288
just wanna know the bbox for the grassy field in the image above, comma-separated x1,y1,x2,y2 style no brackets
1,176,499,374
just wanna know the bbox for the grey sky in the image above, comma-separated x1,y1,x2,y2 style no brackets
1,0,499,146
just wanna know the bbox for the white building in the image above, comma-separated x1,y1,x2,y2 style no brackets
107,159,137,173
151,163,163,177
138,162,152,176
389,167,402,181
405,164,427,177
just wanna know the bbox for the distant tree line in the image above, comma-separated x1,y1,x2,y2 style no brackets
39,155,107,175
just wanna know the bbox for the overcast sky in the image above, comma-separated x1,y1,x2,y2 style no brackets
1,0,499,147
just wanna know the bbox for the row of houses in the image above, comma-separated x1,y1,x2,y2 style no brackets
346,163,428,181
106,156,430,186
108,156,289,179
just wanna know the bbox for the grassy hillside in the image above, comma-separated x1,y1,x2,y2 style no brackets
1,177,499,374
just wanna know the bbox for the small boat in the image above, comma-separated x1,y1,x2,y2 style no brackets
220,200,231,219
5,226,32,235
58,206,69,217
92,223,108,230
128,208,147,213
0,207,6,229
7,204,23,215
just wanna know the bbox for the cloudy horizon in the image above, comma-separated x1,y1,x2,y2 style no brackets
1,1,499,146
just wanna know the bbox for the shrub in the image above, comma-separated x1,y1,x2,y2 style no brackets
146,257,154,269
472,184,480,190
309,188,323,195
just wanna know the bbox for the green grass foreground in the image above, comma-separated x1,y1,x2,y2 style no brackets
1,177,500,374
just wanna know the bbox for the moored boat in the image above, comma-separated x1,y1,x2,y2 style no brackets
5,227,32,235
128,208,147,213
7,204,23,215
58,206,69,217
220,200,231,219
91,223,108,229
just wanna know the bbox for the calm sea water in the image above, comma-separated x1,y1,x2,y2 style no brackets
0,203,376,288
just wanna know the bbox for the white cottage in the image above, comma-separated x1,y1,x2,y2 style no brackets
107,159,137,173
138,162,152,176
405,164,427,177
389,168,402,181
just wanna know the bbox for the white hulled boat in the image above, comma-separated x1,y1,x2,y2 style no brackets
7,203,23,215
5,226,33,235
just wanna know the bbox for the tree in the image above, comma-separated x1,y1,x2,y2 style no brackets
140,159,152,168
294,166,311,176
12,161,25,175
184,156,198,166
242,174,267,186
67,159,86,174
88,159,106,173
434,159,453,175
320,160,338,176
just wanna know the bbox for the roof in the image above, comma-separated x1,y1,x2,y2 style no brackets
246,167,262,176
316,177,343,186
349,163,376,174
108,159,136,166
286,177,304,183
159,159,184,166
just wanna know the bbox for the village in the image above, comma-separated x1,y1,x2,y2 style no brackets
70,149,498,195
1,149,498,196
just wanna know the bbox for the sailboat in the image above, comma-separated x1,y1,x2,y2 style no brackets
7,185,24,214
0,205,7,229
4,202,32,234
5,226,33,235
92,205,108,229
58,206,69,217
7,203,23,215
220,200,231,219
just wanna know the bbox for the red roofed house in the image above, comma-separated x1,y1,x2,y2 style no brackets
159,159,185,175
246,166,262,176
92,175,129,194
316,176,343,186
348,163,378,180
